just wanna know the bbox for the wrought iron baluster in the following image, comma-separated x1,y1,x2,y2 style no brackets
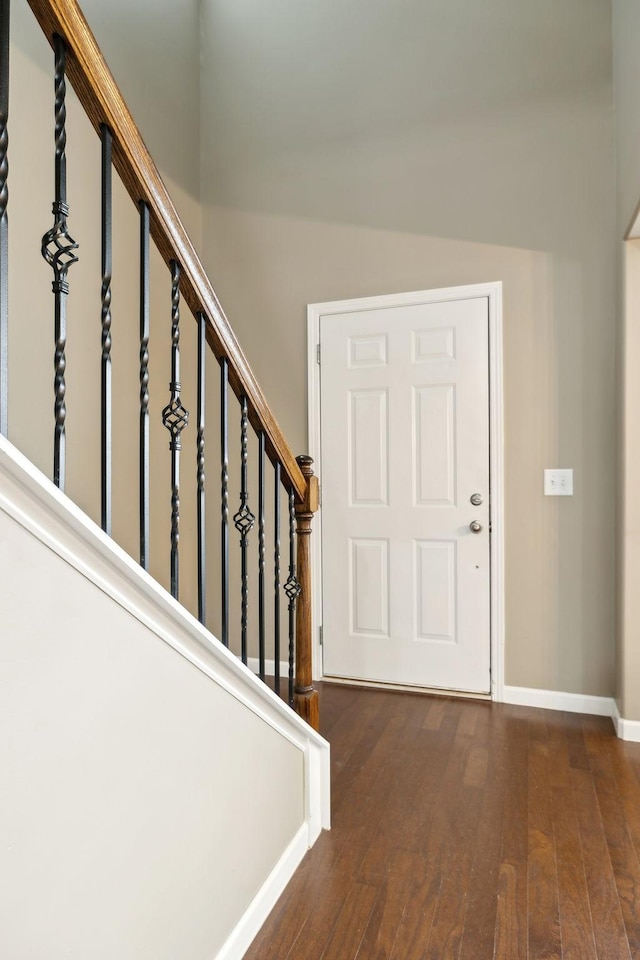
0,0,9,438
284,487,301,706
258,430,266,681
139,201,150,569
220,357,229,646
162,260,189,600
100,124,112,534
274,462,281,698
41,34,78,491
197,311,206,625
233,396,255,665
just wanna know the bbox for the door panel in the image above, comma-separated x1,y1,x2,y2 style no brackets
414,384,456,505
415,540,457,643
350,538,390,637
320,295,490,693
349,389,389,505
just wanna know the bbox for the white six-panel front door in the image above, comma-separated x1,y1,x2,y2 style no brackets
320,294,491,693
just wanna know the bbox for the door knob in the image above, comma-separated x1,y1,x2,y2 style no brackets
469,520,483,534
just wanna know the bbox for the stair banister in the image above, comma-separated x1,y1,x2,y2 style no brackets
295,456,320,727
7,0,320,729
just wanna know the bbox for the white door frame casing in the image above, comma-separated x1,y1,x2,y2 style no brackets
307,282,505,702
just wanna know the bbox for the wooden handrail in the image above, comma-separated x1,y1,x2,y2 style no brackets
26,0,306,503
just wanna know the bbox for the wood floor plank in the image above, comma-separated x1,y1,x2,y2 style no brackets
570,765,632,960
316,880,378,960
357,848,423,960
334,701,426,883
562,711,592,773
392,709,461,859
463,743,489,788
330,697,402,837
494,711,529,960
542,716,597,960
527,714,562,960
455,701,480,738
546,712,572,790
325,687,389,781
583,724,640,954
423,698,447,730
387,854,441,960
357,721,454,885
389,707,478,960
621,739,640,792
459,708,509,960
494,863,523,960
552,778,598,960
421,705,498,960
421,785,485,960
607,737,640,869
245,686,640,960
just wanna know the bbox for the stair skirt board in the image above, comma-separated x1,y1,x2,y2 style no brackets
0,436,329,766
0,433,330,863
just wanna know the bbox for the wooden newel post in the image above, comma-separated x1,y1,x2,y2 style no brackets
294,454,320,731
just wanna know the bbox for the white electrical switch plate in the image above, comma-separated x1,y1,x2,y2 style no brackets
544,469,573,496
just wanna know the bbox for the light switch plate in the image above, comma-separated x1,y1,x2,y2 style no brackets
544,469,573,496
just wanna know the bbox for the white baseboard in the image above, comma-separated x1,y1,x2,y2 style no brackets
502,685,640,742
502,685,615,718
613,701,640,742
215,823,309,960
247,658,290,678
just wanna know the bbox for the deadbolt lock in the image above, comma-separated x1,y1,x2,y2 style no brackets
470,493,483,506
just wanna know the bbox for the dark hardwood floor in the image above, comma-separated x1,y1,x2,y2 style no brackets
245,682,640,960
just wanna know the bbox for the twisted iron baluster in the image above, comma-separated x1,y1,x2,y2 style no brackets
162,260,189,599
284,487,301,705
220,358,229,646
0,0,9,438
41,35,78,490
274,463,281,698
233,396,255,664
100,125,112,534
196,312,206,625
258,431,266,680
139,202,150,569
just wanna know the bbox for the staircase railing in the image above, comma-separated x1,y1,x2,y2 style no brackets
0,0,320,729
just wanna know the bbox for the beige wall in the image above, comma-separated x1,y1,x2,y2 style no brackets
613,1,640,718
200,0,617,697
620,243,638,717
79,0,202,243
613,0,640,238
